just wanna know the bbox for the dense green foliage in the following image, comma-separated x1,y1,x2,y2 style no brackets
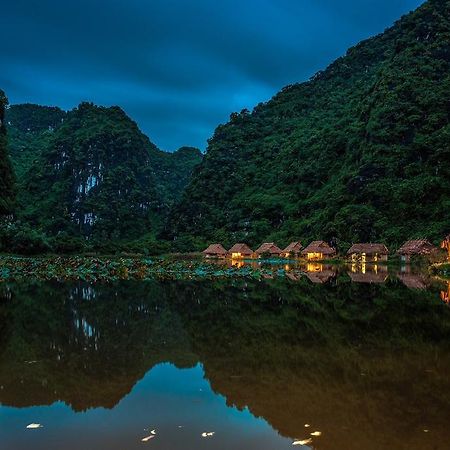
6,104,66,178
18,102,165,240
168,0,450,250
2,0,449,255
0,91,15,216
3,103,202,253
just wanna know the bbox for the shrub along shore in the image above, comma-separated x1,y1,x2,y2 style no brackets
0,254,447,283
0,256,284,282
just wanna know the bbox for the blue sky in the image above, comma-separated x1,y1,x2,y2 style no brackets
0,0,424,151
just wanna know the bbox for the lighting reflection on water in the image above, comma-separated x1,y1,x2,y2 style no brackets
0,275,449,450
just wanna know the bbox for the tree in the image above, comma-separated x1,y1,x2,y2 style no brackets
0,90,16,216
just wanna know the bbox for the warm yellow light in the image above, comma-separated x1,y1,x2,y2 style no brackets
307,263,322,272
231,259,244,268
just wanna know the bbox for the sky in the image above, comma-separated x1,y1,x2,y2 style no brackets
1,0,424,151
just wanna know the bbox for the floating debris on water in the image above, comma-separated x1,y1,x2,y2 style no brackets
141,435,155,442
201,432,215,437
26,423,43,429
292,438,312,445
310,431,322,436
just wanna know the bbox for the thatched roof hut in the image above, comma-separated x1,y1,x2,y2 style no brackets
255,242,282,256
347,243,388,255
282,242,303,255
228,243,254,257
301,241,336,258
203,244,227,257
397,239,438,256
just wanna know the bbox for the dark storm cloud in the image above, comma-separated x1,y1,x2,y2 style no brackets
0,0,424,150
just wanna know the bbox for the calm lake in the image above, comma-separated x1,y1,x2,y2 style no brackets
0,265,449,450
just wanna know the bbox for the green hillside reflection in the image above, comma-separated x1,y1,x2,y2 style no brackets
0,279,449,450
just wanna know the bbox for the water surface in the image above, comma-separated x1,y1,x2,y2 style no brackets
0,270,449,449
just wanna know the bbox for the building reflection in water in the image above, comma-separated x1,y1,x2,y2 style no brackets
397,264,430,290
205,258,450,305
231,258,245,269
348,264,388,284
303,263,337,284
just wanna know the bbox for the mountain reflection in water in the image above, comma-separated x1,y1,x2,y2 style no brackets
0,277,449,450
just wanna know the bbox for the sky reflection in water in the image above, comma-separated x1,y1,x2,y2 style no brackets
0,273,449,450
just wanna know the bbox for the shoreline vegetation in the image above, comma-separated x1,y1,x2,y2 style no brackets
0,254,448,283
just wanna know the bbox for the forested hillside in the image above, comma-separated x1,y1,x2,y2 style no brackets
6,104,66,178
167,0,450,250
2,103,201,253
0,90,15,216
1,0,449,255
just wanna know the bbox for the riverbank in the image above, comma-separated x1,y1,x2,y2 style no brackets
0,255,282,282
0,254,445,285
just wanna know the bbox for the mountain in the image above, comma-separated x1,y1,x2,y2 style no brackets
167,0,450,250
150,146,206,208
7,102,202,247
0,90,15,216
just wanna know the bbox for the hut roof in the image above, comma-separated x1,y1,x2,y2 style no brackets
203,244,227,255
228,243,254,254
397,239,438,255
347,243,388,255
301,241,336,255
255,242,282,255
283,241,303,253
